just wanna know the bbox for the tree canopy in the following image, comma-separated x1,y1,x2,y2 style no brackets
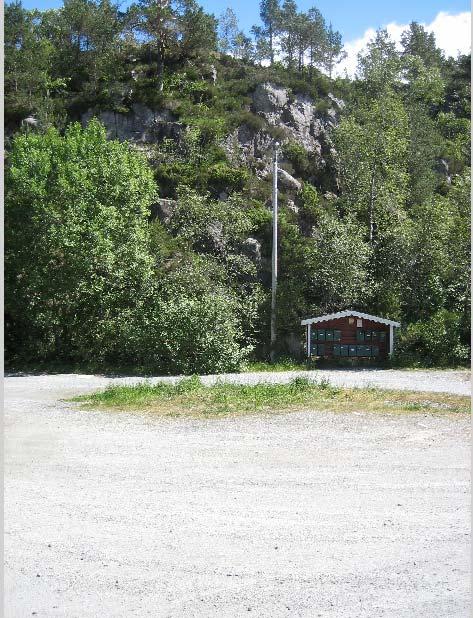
4,0,471,369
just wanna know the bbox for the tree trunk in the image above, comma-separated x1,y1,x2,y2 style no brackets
369,167,376,244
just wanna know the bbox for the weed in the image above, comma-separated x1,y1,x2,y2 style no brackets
72,380,469,418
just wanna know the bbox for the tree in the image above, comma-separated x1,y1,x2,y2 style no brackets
277,186,371,333
5,121,257,372
258,0,280,65
218,7,238,55
306,7,326,76
233,31,254,61
320,23,345,78
401,22,444,69
177,0,217,59
401,55,444,205
294,11,310,73
4,2,63,125
357,29,401,95
333,88,410,317
279,0,298,70
134,0,176,90
5,120,157,362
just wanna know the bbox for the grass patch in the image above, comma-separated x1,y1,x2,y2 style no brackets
71,376,470,418
244,358,313,372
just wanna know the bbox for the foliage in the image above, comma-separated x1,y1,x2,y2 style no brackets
395,310,470,367
5,121,255,373
5,120,156,361
116,290,251,374
4,0,471,369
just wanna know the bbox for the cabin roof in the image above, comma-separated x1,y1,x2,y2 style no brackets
301,310,401,327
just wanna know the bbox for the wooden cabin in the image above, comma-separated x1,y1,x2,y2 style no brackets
301,310,400,361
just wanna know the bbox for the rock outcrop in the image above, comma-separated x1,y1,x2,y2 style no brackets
150,198,177,224
81,103,183,143
81,83,343,191
240,237,262,268
223,82,342,179
277,168,302,191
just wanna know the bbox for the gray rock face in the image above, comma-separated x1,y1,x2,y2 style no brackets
204,221,225,255
81,104,183,143
435,158,452,183
240,237,262,267
224,82,341,179
210,65,217,84
21,116,39,129
287,199,299,214
327,92,345,111
252,83,289,118
251,83,337,154
277,168,302,191
222,126,274,171
150,199,177,224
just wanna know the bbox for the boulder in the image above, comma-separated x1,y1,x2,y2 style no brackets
240,237,262,267
21,116,40,130
205,221,225,254
210,65,217,84
150,198,177,224
327,93,345,110
278,168,302,191
434,158,452,185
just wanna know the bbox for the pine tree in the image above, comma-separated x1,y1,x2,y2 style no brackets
259,0,280,65
321,23,345,78
218,7,238,55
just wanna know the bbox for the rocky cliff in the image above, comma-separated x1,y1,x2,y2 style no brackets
81,83,343,190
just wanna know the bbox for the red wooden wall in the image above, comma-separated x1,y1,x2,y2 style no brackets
308,316,390,359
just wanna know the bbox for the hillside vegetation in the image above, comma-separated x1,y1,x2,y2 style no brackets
5,0,471,371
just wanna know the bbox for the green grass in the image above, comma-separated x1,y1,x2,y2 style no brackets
243,358,312,372
71,376,470,418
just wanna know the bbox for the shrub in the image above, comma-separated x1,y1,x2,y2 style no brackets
118,292,250,374
395,310,470,367
232,110,266,132
155,161,199,197
283,141,311,177
5,121,254,374
267,124,289,142
205,162,249,196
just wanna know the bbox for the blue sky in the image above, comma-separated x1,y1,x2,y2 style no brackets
201,0,470,41
19,0,470,41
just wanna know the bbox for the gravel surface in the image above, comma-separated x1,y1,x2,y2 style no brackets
4,372,471,617
6,367,471,396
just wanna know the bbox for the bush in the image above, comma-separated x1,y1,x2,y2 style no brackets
205,162,249,196
118,292,250,374
283,141,311,177
232,110,266,132
155,161,199,197
395,310,470,367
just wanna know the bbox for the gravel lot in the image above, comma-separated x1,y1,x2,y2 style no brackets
4,371,471,617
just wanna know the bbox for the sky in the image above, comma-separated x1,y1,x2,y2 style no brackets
20,0,471,76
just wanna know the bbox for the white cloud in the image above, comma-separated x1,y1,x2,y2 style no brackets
335,11,471,78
